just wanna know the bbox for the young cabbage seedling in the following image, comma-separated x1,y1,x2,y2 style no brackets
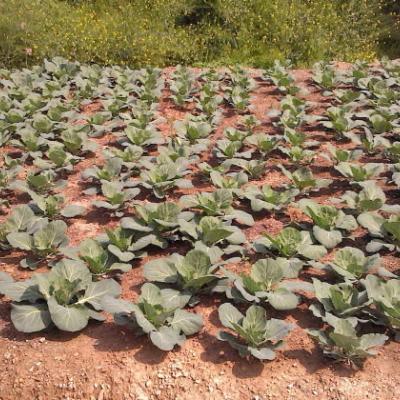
280,166,332,193
363,275,400,340
245,133,280,156
139,157,192,199
339,180,400,214
92,181,140,216
179,215,246,259
243,184,298,213
0,259,121,333
297,199,358,249
224,258,307,310
307,316,388,368
75,238,132,276
143,249,227,304
262,59,299,95
358,213,400,253
322,143,362,165
217,303,293,360
335,162,385,183
180,189,254,226
254,226,327,260
310,278,370,323
0,205,36,251
121,202,194,249
322,247,384,281
227,159,267,180
7,219,69,269
102,283,203,351
122,125,164,147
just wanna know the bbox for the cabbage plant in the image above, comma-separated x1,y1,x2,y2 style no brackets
223,127,249,143
170,65,196,107
11,169,65,195
319,106,358,139
335,162,385,183
297,199,358,249
104,144,144,168
363,275,400,339
262,60,299,95
140,158,192,198
72,238,132,275
0,205,36,251
210,171,248,195
280,166,332,193
82,157,124,183
214,139,253,160
196,81,223,123
11,127,48,158
27,191,85,219
180,189,254,226
143,249,225,299
60,127,98,155
386,142,400,163
339,181,400,213
224,258,306,310
254,227,327,260
179,215,246,259
7,219,69,269
0,259,121,333
227,159,267,180
92,181,140,215
33,143,79,172
122,125,164,147
283,128,319,148
279,145,315,165
174,115,212,149
358,213,400,253
121,202,194,249
102,283,203,351
322,143,362,164
245,133,280,155
217,303,293,360
325,247,384,281
310,279,370,322
312,62,340,92
308,317,388,367
243,184,298,212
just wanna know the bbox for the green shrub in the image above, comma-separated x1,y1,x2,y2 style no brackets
0,0,397,69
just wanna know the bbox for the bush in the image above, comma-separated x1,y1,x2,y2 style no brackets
0,0,397,69
380,0,400,58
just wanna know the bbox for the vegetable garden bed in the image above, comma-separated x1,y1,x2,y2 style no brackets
0,59,399,400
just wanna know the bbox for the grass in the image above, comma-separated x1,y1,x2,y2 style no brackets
0,0,398,69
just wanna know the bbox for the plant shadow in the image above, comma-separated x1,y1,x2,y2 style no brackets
198,331,265,378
